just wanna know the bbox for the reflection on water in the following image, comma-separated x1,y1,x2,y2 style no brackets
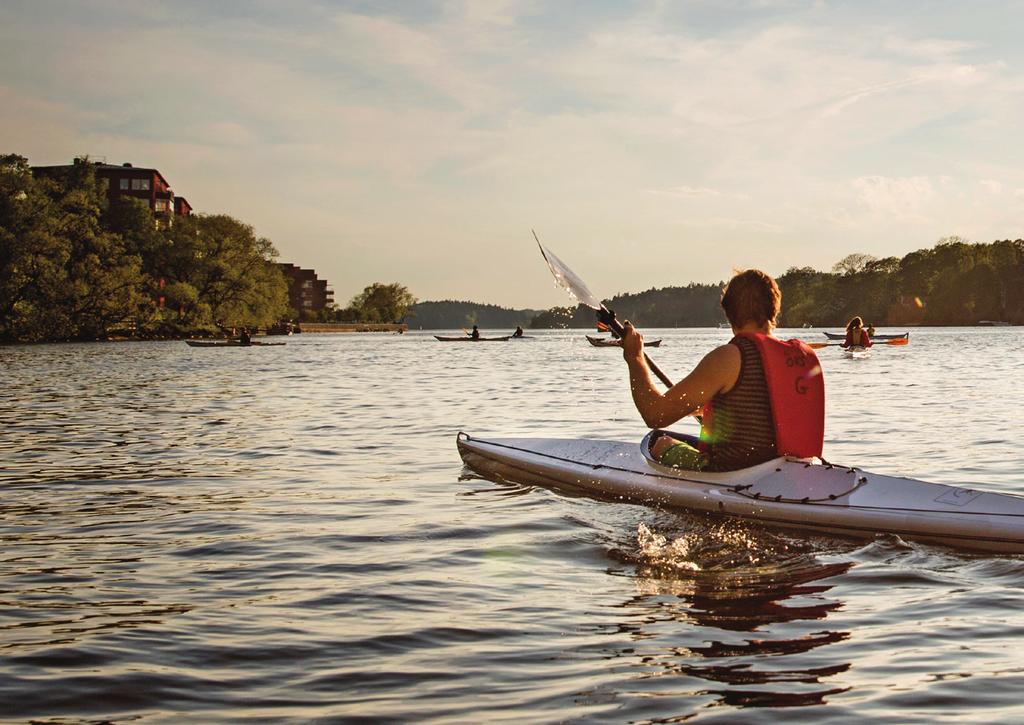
604,520,853,714
3,330,1024,722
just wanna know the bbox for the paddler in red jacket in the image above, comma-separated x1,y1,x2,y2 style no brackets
620,269,825,471
842,316,872,349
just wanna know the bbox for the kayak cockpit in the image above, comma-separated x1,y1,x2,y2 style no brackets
640,428,864,503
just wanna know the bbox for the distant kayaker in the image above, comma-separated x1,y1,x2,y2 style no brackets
866,323,876,337
239,328,252,346
620,269,825,471
470,325,480,340
512,326,524,338
843,317,872,349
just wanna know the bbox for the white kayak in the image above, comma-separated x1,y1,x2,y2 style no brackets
843,346,870,359
457,430,1024,553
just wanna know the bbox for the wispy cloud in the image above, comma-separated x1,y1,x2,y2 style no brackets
2,1,1024,305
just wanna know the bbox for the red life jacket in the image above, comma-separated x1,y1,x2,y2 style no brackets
715,332,825,458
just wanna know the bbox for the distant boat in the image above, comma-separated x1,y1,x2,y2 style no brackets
586,335,662,348
978,320,1012,326
823,331,909,341
185,339,286,347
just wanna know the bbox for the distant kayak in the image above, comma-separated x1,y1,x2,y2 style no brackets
434,335,511,342
586,335,662,348
185,340,286,347
823,331,908,341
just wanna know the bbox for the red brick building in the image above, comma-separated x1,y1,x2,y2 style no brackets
33,159,192,225
278,263,334,315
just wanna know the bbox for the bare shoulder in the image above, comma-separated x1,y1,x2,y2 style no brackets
699,342,741,368
693,342,742,393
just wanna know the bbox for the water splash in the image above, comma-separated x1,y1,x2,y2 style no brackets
636,522,702,571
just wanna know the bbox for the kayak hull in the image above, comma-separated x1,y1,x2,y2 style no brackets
434,335,511,342
586,335,662,348
457,432,1024,553
185,340,286,347
824,331,908,341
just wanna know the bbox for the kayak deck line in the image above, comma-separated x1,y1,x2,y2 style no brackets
457,432,1024,552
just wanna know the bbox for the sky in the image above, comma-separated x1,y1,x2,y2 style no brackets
3,0,1024,309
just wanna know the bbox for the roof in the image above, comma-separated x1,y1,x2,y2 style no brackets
33,161,171,188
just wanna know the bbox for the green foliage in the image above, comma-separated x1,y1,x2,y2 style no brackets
158,214,288,328
404,300,539,329
779,238,1024,327
349,282,417,323
0,155,148,340
0,152,290,341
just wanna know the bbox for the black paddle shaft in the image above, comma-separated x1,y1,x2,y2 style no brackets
597,307,674,388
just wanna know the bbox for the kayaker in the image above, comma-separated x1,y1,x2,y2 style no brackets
621,269,825,471
842,317,872,349
470,325,480,340
512,326,524,338
239,328,252,346
867,323,876,338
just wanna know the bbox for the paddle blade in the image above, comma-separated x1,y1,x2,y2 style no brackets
884,337,909,345
596,320,610,332
807,342,830,349
534,231,602,310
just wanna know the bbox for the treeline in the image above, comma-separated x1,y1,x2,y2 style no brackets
0,154,289,342
777,239,1024,327
405,300,541,329
526,238,1024,329
530,282,728,328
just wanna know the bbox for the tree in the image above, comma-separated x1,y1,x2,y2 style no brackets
349,282,416,323
0,155,147,340
831,253,877,276
158,214,289,328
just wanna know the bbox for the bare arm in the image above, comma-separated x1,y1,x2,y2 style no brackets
621,322,741,429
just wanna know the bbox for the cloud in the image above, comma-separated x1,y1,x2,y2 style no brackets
4,1,1024,305
852,175,936,221
650,185,724,198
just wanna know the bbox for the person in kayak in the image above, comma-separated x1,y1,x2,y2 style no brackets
469,325,480,340
512,326,524,338
842,317,872,349
621,269,825,471
239,327,252,346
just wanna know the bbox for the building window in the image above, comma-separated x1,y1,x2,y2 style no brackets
154,200,168,212
120,178,130,190
131,178,151,191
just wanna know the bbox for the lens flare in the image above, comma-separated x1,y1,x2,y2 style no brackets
914,296,925,308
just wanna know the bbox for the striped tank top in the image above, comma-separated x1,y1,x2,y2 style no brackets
703,336,777,472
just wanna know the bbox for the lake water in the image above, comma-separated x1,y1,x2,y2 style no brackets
2,328,1024,723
